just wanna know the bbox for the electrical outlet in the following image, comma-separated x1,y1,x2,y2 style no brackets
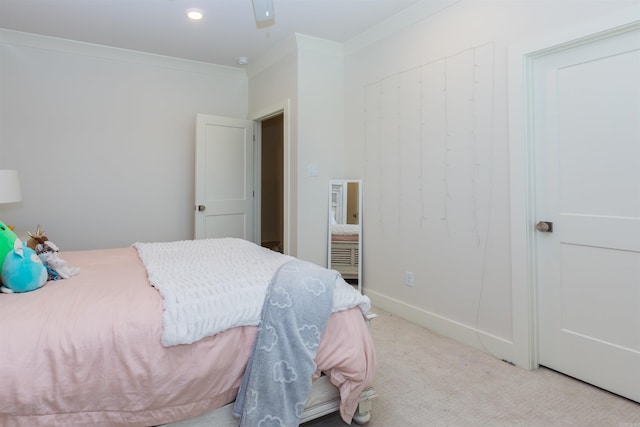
405,271,414,287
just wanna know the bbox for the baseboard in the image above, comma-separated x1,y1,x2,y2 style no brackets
365,289,519,366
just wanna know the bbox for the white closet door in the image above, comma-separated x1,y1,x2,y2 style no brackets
534,27,640,402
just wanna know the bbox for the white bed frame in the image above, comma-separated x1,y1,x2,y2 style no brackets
164,377,376,426
165,312,378,427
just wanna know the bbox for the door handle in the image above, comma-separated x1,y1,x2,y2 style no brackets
535,221,553,232
197,205,206,212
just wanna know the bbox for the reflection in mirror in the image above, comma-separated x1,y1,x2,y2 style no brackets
328,180,362,293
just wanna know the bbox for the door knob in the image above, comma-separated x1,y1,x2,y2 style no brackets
535,221,553,232
197,205,206,212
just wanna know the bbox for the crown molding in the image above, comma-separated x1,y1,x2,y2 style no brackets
245,33,298,78
295,33,343,56
0,28,245,78
344,0,459,55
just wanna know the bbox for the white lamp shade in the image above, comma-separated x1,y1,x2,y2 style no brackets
0,170,22,204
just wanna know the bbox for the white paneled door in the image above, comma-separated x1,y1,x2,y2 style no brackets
533,27,640,401
195,114,254,241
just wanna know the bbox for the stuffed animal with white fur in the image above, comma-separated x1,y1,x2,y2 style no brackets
29,235,79,281
44,252,79,280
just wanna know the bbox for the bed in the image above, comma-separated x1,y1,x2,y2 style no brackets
0,237,376,426
330,223,360,280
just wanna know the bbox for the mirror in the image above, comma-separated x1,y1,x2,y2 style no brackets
328,179,362,293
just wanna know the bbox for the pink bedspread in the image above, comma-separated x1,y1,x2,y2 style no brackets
0,247,376,426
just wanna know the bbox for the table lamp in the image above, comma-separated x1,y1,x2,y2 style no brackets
0,170,22,230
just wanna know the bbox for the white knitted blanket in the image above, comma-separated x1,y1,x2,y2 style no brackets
133,238,371,347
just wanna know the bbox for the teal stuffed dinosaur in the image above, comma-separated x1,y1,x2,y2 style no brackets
0,221,18,285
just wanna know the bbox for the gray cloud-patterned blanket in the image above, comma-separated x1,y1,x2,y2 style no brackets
233,259,336,427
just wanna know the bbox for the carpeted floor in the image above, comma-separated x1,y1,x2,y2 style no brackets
305,307,640,427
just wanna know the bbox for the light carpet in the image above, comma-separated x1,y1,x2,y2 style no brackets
305,307,640,427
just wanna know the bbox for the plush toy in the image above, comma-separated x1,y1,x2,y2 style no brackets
27,225,48,252
36,239,59,258
43,252,79,280
24,225,80,281
0,221,19,285
1,239,48,293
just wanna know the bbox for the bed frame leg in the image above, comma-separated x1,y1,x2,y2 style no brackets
352,399,372,425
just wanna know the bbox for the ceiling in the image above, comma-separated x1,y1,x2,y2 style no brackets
0,0,425,68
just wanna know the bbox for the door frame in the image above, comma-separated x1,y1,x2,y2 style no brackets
508,5,640,370
250,99,291,255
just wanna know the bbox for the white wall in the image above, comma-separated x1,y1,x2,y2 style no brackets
343,0,638,363
0,30,248,250
296,36,344,266
248,36,300,256
0,27,345,267
248,34,344,266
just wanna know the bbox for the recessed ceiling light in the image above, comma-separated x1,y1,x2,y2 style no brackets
186,8,204,20
237,57,249,66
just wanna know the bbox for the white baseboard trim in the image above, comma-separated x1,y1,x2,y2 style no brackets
366,289,520,366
